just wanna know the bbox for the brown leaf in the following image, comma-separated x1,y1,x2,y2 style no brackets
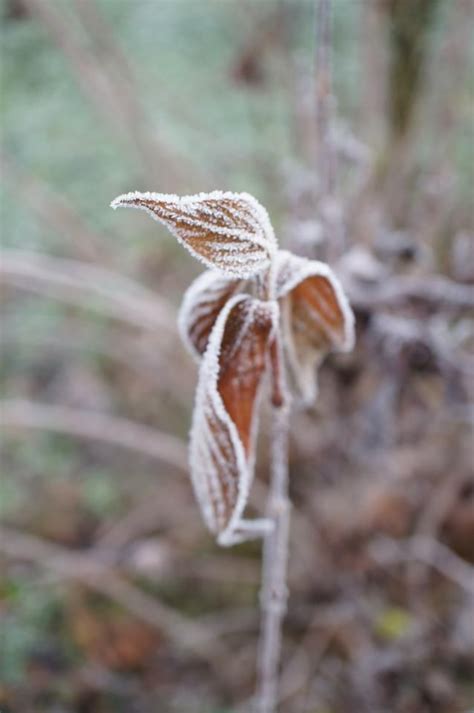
111,191,276,278
178,269,242,359
275,250,354,401
189,294,276,545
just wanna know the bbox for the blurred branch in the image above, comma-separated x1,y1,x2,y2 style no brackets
346,273,474,312
314,0,333,196
0,249,176,332
314,0,344,262
97,493,192,551
75,0,218,168
370,535,474,595
278,603,356,707
0,399,188,472
20,0,183,187
385,0,441,143
0,325,157,379
0,323,194,410
0,525,226,660
408,471,467,594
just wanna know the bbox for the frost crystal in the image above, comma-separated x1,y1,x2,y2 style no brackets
111,191,277,279
178,269,242,360
110,189,356,545
275,250,355,402
189,294,277,546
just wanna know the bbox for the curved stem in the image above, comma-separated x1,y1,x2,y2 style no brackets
256,335,291,713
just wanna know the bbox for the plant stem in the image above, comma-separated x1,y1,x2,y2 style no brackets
315,0,333,198
256,339,291,713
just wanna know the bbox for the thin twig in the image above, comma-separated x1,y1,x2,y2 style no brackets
256,335,292,713
0,399,188,472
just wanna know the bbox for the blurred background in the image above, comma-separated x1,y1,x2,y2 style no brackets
1,1,473,712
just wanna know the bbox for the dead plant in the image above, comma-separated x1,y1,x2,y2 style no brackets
111,189,354,712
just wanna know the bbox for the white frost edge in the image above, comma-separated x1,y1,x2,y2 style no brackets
110,190,277,280
275,249,355,352
189,293,277,547
177,269,240,363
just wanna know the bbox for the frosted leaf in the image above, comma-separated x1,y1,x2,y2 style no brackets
111,190,277,278
178,269,242,360
190,294,277,546
275,250,355,402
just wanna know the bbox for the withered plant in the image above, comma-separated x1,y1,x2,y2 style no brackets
111,190,354,712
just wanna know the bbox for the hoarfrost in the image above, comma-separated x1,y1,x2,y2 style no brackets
178,269,242,360
111,191,277,279
189,294,277,545
275,250,355,402
110,188,357,542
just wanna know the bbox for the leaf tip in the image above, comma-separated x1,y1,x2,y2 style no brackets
110,191,145,210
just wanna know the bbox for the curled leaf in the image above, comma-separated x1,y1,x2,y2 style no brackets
190,294,277,545
275,250,354,401
111,191,276,278
178,270,242,360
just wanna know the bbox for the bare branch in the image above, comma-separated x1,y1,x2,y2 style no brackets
0,399,188,473
256,336,292,713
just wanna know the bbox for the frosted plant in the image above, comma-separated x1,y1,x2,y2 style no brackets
111,190,354,711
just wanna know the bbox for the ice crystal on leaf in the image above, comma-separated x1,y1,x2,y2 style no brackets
190,295,277,546
111,190,354,545
178,270,242,360
110,191,276,279
275,250,354,402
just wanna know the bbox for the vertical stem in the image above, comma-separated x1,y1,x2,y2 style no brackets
256,337,291,713
314,0,345,263
315,0,333,197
